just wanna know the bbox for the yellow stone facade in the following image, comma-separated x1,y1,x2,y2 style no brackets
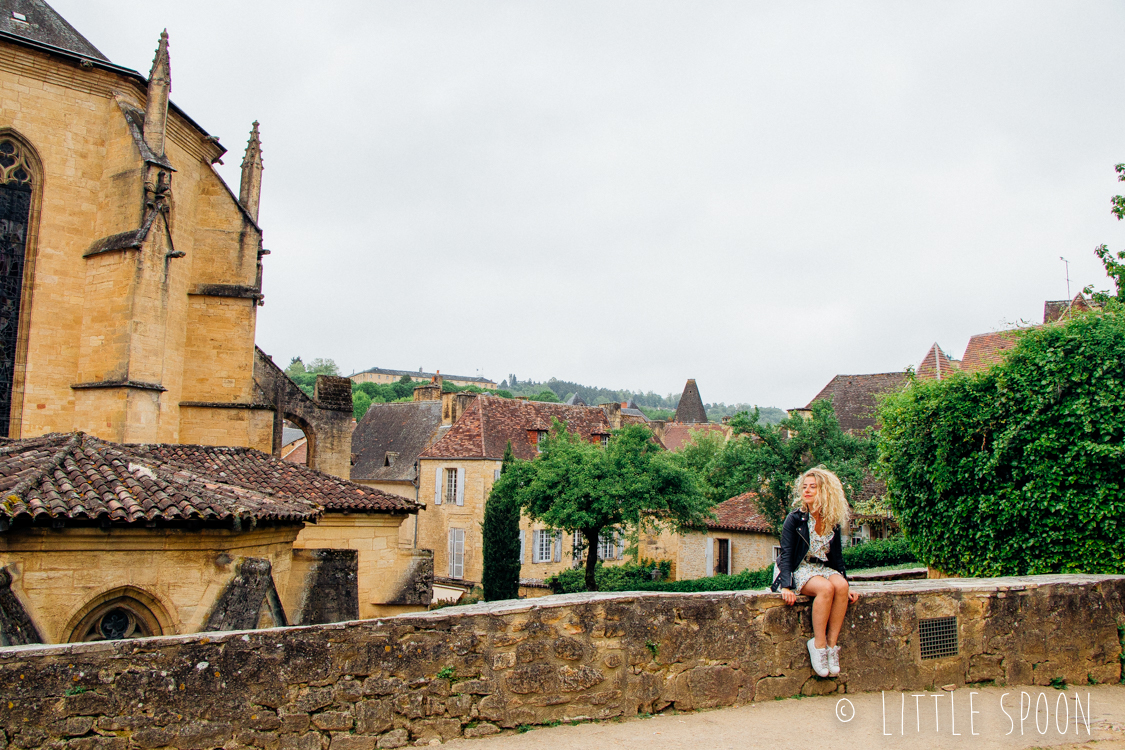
0,526,298,644
0,32,272,449
638,526,778,580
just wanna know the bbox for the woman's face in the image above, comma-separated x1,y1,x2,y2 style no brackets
801,476,819,506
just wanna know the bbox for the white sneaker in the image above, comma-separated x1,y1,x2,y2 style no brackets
827,645,841,676
807,637,829,678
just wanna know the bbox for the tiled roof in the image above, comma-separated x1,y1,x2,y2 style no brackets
0,0,109,61
673,379,708,424
916,343,958,380
705,492,774,534
959,330,1020,374
1043,294,1094,324
661,423,729,452
805,372,908,433
135,443,419,515
351,401,444,482
0,433,319,526
419,396,614,461
282,440,307,465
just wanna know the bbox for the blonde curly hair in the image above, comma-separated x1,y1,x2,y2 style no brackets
791,467,850,531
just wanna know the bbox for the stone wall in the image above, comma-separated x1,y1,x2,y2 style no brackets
0,575,1121,749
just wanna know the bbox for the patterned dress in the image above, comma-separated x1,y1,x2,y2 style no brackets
791,515,842,593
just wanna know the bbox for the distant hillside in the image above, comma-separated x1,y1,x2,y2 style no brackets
498,375,787,425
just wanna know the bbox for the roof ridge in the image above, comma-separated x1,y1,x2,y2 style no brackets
4,432,79,501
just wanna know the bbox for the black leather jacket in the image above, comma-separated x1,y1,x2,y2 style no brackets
770,509,848,592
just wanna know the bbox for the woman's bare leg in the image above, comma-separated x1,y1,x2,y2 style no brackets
800,576,834,649
826,575,850,647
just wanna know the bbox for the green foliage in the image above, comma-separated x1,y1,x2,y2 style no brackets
352,390,372,420
285,357,306,376
482,443,522,602
307,358,340,376
435,666,455,680
877,307,1125,577
672,402,875,533
545,560,671,594
498,423,710,591
628,566,775,593
840,537,916,570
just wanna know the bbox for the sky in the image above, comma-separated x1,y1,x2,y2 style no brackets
52,1,1125,408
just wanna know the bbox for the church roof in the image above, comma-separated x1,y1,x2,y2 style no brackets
673,379,708,423
0,0,108,60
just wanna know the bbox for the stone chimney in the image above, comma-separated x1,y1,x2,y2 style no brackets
413,375,442,402
142,30,171,157
239,121,263,222
441,391,476,426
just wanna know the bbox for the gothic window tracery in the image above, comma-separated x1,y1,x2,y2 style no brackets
71,597,162,642
0,137,35,438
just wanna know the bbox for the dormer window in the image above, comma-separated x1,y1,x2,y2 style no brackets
600,435,609,448
11,11,27,22
537,431,548,453
384,451,398,467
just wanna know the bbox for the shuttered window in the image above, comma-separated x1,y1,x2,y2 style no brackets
448,528,465,579
444,468,458,505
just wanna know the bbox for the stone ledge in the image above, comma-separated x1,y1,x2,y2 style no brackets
0,574,1121,748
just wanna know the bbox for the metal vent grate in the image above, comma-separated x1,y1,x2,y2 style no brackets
919,616,958,660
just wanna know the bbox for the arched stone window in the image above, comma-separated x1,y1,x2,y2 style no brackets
68,595,165,642
0,132,42,438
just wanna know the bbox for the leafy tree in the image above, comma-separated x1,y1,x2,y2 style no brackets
481,443,523,601
693,403,875,533
530,389,560,403
285,357,306,377
352,390,372,420
496,422,710,592
307,358,340,376
877,306,1125,576
1091,162,1125,301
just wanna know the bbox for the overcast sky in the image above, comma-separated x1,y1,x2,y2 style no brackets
54,1,1125,408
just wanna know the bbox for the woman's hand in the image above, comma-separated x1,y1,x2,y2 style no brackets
848,590,859,604
781,588,796,605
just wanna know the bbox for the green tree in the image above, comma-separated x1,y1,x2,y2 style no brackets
698,402,875,533
481,443,523,601
285,357,306,377
307,358,340,376
352,390,372,421
496,422,710,592
1091,162,1125,301
877,306,1125,577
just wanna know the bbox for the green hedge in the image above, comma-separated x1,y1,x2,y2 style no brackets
546,560,671,594
878,305,1125,576
841,537,916,570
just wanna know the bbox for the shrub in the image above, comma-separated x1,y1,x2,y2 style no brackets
878,305,1125,577
841,537,916,570
546,560,671,595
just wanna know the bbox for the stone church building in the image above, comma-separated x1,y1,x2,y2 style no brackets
0,0,352,475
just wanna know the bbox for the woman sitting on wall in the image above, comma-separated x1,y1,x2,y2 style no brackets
771,466,858,677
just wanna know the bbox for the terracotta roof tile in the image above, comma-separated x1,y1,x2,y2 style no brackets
805,372,908,433
959,330,1020,374
420,396,615,460
0,433,320,526
917,343,957,380
705,492,774,534
136,442,418,515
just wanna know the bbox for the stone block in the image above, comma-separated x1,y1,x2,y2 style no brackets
476,694,505,722
753,673,806,701
505,665,555,694
249,711,282,731
376,729,409,749
129,728,175,749
491,652,515,670
313,712,353,731
444,694,473,717
355,699,393,735
279,712,311,734
800,676,839,696
279,733,322,750
463,723,500,738
409,718,461,742
451,679,494,695
66,738,126,750
687,665,740,708
330,736,376,750
174,721,234,749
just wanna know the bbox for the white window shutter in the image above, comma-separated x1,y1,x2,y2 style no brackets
705,536,714,577
616,531,624,560
494,468,501,481
455,529,464,579
435,467,443,505
456,468,465,506
553,532,561,563
519,529,525,564
448,529,455,577
531,530,540,563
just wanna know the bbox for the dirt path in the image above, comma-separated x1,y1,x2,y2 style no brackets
447,684,1125,750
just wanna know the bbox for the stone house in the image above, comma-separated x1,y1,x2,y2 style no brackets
0,432,429,646
351,367,496,390
415,395,640,597
0,2,353,476
638,491,778,580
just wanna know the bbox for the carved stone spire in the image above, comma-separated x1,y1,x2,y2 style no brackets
239,121,263,222
143,30,171,157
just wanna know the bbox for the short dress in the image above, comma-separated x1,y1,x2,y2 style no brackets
791,516,842,593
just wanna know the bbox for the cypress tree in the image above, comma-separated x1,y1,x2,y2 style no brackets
481,442,522,601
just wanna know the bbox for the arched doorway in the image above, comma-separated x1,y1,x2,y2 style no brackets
67,589,170,642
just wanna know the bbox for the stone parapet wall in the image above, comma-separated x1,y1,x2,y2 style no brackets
0,575,1122,749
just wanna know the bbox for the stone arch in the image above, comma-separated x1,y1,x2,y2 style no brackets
253,347,354,478
64,586,174,643
0,128,44,438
